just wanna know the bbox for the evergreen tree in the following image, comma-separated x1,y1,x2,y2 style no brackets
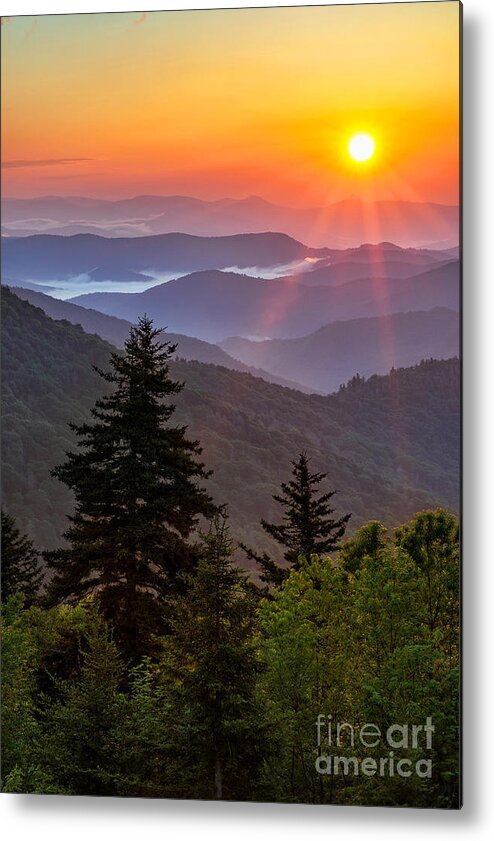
40,618,125,796
46,317,215,657
163,514,265,800
246,453,351,586
1,509,43,603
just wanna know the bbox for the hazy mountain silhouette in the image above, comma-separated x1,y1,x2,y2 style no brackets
69,261,460,342
293,260,455,287
314,241,452,265
1,231,327,282
2,228,455,299
221,308,459,393
288,242,455,287
2,195,459,248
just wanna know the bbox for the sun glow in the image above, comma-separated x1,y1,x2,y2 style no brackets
1,5,459,205
348,132,376,163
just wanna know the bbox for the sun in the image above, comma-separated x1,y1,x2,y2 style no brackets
348,132,376,163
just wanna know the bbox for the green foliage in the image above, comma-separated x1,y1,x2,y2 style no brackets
39,619,125,796
1,594,41,790
256,511,460,807
1,595,96,793
395,509,460,644
344,519,460,808
339,520,388,574
160,515,268,800
109,660,179,798
1,509,460,806
257,556,354,803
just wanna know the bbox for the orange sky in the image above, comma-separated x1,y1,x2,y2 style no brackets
1,2,460,206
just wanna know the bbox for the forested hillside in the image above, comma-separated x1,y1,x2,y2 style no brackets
2,288,460,557
9,286,311,392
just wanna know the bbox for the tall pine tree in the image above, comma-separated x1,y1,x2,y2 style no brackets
1,509,43,603
163,514,265,800
46,317,215,657
245,453,350,586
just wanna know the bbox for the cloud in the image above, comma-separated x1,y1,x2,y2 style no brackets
222,258,323,280
134,12,147,26
2,158,94,169
36,171,107,181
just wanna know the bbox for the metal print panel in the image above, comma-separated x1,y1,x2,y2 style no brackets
0,1,461,808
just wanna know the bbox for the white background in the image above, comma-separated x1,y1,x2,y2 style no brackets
1,0,492,837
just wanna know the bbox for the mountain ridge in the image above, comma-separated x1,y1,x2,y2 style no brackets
221,307,459,393
68,261,460,342
2,288,460,557
1,230,327,282
7,286,311,393
2,194,459,248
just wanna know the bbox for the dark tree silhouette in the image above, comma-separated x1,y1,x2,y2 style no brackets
244,452,351,586
1,509,43,603
46,316,215,658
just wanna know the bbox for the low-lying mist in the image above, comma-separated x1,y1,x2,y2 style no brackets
16,260,319,300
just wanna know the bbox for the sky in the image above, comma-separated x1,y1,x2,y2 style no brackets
1,2,460,206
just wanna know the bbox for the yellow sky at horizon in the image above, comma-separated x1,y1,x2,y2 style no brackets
1,3,460,205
